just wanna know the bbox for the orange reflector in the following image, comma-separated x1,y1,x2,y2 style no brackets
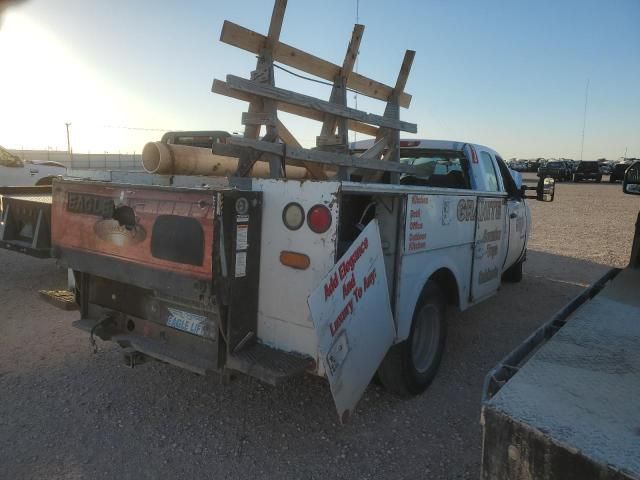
280,251,310,270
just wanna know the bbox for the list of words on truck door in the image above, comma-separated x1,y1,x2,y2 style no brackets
308,220,395,422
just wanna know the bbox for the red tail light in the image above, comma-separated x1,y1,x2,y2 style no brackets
307,204,332,234
400,140,420,147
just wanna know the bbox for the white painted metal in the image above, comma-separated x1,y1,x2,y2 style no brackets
307,220,395,421
0,161,66,186
471,197,508,302
250,179,341,373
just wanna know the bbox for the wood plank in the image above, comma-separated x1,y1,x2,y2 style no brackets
394,50,415,95
358,137,388,159
241,112,277,126
226,137,417,174
267,0,287,47
219,20,412,108
212,79,379,137
321,24,364,139
226,75,417,133
341,24,364,79
276,120,327,180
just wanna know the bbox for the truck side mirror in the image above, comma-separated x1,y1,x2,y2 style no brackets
536,177,555,202
623,161,640,195
520,177,555,202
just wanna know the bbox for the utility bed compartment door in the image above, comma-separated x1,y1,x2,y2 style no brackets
308,220,395,422
51,180,215,281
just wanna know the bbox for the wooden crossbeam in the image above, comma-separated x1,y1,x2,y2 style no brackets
212,79,379,137
225,137,417,174
220,20,412,108
226,75,417,133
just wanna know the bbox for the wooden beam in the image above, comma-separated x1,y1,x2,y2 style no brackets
266,0,287,47
276,119,327,180
394,50,415,95
219,20,412,108
241,112,277,126
342,24,363,78
358,137,389,159
321,23,364,140
226,75,417,133
212,79,379,137
226,137,417,174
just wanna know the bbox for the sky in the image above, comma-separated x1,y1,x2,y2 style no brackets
0,0,638,159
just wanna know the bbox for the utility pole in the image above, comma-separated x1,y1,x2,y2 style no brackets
579,79,589,161
65,122,73,164
624,146,628,161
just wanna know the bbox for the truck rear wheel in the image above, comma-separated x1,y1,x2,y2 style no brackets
377,281,447,397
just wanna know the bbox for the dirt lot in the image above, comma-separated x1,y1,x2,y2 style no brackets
1,177,638,480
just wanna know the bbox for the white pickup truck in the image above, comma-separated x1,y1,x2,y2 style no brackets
0,145,66,186
31,138,554,419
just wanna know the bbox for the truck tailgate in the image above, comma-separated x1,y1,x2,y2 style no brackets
51,179,215,284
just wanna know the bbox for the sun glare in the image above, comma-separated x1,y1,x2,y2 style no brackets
0,12,166,153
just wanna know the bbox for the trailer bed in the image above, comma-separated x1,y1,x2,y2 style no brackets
482,267,640,479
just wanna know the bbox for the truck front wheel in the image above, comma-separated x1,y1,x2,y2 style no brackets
377,281,447,397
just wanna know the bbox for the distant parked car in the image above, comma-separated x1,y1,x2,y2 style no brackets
599,163,613,175
609,162,630,183
538,161,568,182
573,161,602,183
0,146,66,186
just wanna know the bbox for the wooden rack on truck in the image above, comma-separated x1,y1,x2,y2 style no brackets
210,0,418,183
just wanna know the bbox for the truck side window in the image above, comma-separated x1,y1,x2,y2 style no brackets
399,150,471,189
480,152,500,192
495,156,521,198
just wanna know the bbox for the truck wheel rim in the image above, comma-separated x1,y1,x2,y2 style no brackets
411,304,441,373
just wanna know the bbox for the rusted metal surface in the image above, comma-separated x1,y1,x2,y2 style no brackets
52,179,216,280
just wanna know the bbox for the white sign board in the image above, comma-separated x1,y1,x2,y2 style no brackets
308,220,395,422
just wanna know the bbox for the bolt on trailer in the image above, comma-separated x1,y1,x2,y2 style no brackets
14,0,554,420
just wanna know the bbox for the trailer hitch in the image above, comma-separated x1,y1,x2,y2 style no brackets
89,315,115,354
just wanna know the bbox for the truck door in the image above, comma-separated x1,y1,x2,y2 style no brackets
496,156,527,270
471,152,508,302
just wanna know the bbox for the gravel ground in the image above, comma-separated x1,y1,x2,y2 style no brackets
1,177,638,480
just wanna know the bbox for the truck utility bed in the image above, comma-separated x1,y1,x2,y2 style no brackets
482,268,640,479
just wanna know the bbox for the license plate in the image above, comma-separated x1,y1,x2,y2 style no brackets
166,307,207,336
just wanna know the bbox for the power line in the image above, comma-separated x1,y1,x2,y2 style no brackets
102,125,171,132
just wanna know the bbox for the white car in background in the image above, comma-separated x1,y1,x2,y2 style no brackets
0,145,66,186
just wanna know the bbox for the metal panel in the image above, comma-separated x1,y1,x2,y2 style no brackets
470,197,508,302
51,180,216,281
308,221,395,422
251,179,340,361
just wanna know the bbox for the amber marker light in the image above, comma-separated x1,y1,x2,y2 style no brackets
280,251,311,270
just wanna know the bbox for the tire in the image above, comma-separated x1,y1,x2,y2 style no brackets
502,258,524,283
596,176,602,183
573,175,580,182
377,281,447,397
609,176,616,183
